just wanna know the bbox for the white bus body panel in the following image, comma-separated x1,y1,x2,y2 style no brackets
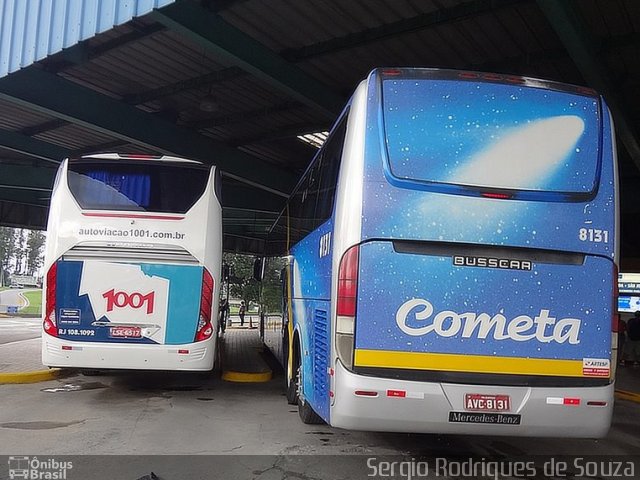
331,362,613,437
43,335,213,371
42,159,222,371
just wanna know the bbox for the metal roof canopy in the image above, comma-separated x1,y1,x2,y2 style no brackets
0,0,639,258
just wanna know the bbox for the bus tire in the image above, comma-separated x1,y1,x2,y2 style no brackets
213,334,224,375
298,397,324,425
286,377,298,405
296,366,324,425
285,333,298,405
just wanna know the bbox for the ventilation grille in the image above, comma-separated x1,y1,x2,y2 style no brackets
313,308,329,397
63,243,198,264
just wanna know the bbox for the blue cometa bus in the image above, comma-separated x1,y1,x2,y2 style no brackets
261,68,618,437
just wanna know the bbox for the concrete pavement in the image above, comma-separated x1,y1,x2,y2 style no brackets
0,316,61,384
221,328,272,382
1,368,639,457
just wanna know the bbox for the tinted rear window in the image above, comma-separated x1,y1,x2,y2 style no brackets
382,79,601,194
68,162,210,213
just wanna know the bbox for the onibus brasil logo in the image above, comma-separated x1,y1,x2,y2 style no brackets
8,457,73,479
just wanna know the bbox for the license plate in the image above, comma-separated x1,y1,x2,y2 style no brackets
109,326,142,338
464,394,511,412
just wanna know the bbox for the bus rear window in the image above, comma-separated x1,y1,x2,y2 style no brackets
382,79,601,195
67,162,209,213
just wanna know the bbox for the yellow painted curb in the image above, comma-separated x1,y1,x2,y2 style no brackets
615,390,640,404
222,370,272,383
0,368,61,384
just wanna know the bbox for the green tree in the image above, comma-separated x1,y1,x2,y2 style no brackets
12,228,26,273
26,230,46,275
0,227,15,285
223,252,260,307
260,257,286,313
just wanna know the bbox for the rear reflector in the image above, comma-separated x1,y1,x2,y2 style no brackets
387,390,406,398
546,397,581,406
587,401,607,407
61,345,72,351
355,390,378,397
178,349,189,355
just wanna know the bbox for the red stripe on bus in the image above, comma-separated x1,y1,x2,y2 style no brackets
82,213,185,220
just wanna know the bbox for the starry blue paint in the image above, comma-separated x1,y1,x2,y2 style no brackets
355,242,613,361
362,70,616,257
353,69,617,366
382,80,600,193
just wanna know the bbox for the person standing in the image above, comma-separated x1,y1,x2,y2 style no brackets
219,298,230,332
617,315,626,366
625,311,640,367
239,301,246,327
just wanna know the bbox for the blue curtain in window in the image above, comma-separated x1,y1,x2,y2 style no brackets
88,171,151,208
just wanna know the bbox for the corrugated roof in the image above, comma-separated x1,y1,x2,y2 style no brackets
1,0,639,254
0,0,175,78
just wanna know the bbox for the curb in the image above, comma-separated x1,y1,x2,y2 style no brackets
222,370,272,383
0,368,62,384
615,389,640,404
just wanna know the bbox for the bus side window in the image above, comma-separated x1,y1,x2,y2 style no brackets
315,114,348,224
283,109,348,247
288,183,306,245
303,157,323,231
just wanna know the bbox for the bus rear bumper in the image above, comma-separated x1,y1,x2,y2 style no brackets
330,362,613,438
42,334,214,371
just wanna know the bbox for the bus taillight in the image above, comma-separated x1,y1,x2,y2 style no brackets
195,268,214,342
337,245,359,370
337,246,359,317
43,263,58,337
612,263,619,332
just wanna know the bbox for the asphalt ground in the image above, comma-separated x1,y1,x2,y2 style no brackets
0,360,638,456
0,317,40,345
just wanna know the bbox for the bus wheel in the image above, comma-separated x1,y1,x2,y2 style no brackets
213,335,224,375
285,337,297,405
296,366,324,425
286,373,298,405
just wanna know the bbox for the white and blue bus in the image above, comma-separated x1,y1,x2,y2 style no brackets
261,68,618,437
42,153,222,371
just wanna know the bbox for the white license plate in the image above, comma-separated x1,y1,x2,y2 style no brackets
109,326,142,338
